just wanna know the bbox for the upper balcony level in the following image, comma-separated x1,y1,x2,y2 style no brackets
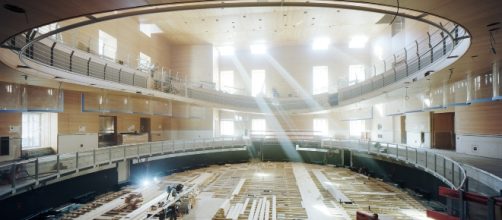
0,3,470,114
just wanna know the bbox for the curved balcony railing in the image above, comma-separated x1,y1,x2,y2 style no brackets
0,137,248,198
250,135,469,191
2,19,469,112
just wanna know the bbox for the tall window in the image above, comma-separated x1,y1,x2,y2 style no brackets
251,119,266,135
349,65,365,85
313,118,328,136
349,120,366,138
313,66,328,94
138,52,152,72
220,70,234,94
22,112,57,149
252,70,266,97
220,120,235,136
98,30,117,60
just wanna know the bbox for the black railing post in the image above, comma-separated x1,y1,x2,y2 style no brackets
415,40,421,70
427,32,433,63
118,69,122,83
441,32,446,55
50,42,56,66
69,51,74,71
87,57,91,76
103,63,107,79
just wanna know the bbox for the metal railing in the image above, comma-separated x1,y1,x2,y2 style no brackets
320,139,467,190
335,23,469,103
250,135,467,190
0,137,247,198
2,21,469,112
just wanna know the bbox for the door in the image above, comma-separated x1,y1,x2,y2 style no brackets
140,117,151,141
432,112,455,150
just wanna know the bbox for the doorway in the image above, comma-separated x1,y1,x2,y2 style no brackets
432,112,455,150
140,117,151,141
99,115,117,147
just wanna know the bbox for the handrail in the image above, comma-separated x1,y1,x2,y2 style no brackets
251,135,468,190
0,136,248,198
1,12,469,112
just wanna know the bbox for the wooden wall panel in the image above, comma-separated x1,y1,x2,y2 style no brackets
117,114,140,133
58,91,99,134
456,102,502,135
0,112,21,137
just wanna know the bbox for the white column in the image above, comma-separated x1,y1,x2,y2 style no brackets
466,73,473,103
493,61,500,98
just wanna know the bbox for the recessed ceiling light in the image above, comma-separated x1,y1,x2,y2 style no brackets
250,44,267,54
139,24,163,37
218,46,235,56
349,35,368,48
312,37,330,50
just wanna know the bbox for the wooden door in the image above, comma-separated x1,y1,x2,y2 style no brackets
432,112,455,150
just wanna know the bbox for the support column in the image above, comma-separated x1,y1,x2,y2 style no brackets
466,73,473,103
117,160,130,184
493,61,500,99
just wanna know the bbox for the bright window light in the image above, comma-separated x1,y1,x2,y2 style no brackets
98,30,117,60
312,37,330,50
313,118,329,137
373,45,383,60
138,52,151,71
349,120,365,138
313,66,328,95
139,23,163,37
251,70,266,97
349,35,368,48
218,46,235,56
250,44,267,54
220,70,234,93
349,65,365,85
22,112,57,149
220,120,235,136
251,119,266,135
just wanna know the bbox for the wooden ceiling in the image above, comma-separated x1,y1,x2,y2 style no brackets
137,7,391,47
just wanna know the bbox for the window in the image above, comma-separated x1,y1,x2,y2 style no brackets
313,118,328,136
313,66,328,94
252,70,266,97
138,52,152,72
349,120,366,138
22,112,57,149
98,30,117,60
220,120,235,136
37,23,62,41
251,119,266,135
220,71,234,93
349,65,365,85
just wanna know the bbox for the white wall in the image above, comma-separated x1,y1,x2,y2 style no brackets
456,135,502,159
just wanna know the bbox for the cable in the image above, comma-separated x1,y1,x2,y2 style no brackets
390,0,400,25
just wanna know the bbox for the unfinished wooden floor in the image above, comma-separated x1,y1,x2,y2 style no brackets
64,162,430,220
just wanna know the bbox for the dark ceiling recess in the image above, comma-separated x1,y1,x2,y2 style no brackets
3,4,26,13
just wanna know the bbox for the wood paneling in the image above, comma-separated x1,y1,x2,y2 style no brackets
456,102,502,135
58,91,99,134
0,112,22,137
116,113,140,133
432,112,455,150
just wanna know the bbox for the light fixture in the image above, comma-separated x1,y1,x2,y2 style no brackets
349,35,368,48
141,179,150,187
139,24,163,37
250,44,267,54
218,46,235,56
312,37,330,50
